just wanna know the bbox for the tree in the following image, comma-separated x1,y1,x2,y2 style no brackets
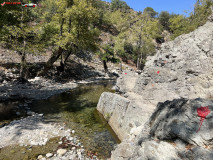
143,7,158,18
192,0,213,26
98,45,119,73
0,2,44,79
132,14,162,69
158,11,171,30
111,0,130,12
37,0,100,76
169,15,186,39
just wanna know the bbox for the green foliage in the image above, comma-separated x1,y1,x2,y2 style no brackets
169,0,213,39
144,7,158,18
111,12,162,64
98,45,120,63
169,15,187,39
0,4,44,54
110,0,130,12
158,11,172,30
37,0,100,52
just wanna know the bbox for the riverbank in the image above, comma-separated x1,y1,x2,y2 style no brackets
0,113,97,160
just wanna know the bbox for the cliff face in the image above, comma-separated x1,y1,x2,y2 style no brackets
134,21,213,103
97,14,213,160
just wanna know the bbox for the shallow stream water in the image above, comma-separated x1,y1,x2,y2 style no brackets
29,81,120,159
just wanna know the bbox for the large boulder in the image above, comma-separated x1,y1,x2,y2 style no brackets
97,92,131,140
115,70,138,93
111,98,213,160
97,92,156,141
149,98,213,147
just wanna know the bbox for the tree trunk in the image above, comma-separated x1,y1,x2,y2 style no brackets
120,63,122,72
103,60,109,74
20,41,27,78
19,5,28,79
38,47,63,76
38,14,65,76
137,57,140,70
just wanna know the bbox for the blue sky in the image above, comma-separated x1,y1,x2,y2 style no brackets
103,0,197,16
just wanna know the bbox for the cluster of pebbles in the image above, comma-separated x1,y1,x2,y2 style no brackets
38,136,98,160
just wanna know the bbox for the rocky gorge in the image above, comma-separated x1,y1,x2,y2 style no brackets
97,13,213,159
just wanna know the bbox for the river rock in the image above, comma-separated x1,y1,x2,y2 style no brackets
57,149,67,156
46,153,53,158
71,130,75,134
111,141,139,160
27,111,35,116
37,155,44,160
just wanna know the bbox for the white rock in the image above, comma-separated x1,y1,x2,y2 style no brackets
57,149,67,156
69,137,74,141
130,126,143,136
27,111,35,116
16,112,21,116
46,153,53,158
30,141,38,145
58,141,62,144
72,147,76,150
37,155,44,159
71,130,75,134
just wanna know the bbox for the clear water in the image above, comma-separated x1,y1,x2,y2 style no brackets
29,81,120,159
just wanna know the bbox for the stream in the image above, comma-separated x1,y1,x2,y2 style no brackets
0,81,120,159
30,81,120,158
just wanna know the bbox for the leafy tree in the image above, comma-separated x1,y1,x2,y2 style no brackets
143,7,158,18
98,45,119,73
158,11,171,30
0,2,44,78
110,0,130,12
169,15,186,39
192,0,213,26
37,0,100,75
132,14,162,69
